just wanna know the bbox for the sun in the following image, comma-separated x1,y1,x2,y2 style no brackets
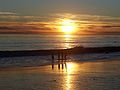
60,19,76,34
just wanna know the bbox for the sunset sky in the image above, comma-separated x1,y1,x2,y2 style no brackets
0,0,120,35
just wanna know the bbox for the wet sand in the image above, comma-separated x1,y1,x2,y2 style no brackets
0,60,120,90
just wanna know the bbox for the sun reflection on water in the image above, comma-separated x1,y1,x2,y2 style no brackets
64,34,72,49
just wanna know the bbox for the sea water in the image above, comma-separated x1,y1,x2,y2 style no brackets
0,34,120,51
0,34,120,68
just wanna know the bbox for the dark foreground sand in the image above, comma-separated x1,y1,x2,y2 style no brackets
0,60,120,90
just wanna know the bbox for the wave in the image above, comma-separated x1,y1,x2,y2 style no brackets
0,51,120,68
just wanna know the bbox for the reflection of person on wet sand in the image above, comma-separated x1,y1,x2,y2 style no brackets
58,52,67,70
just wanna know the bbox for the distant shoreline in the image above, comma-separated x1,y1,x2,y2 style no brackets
0,46,120,57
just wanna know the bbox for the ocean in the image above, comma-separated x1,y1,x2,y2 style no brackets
0,34,120,51
0,34,120,90
0,34,120,67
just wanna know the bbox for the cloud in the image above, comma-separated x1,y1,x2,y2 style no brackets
0,11,16,15
0,22,53,34
0,12,120,34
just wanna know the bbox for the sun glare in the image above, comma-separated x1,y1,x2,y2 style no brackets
66,62,78,73
60,19,76,34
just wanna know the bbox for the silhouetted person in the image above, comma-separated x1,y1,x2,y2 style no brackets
58,52,60,69
51,53,54,69
64,52,67,70
61,52,64,69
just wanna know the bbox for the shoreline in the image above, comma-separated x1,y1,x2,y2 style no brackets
0,59,119,72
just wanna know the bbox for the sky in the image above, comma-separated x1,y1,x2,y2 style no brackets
0,0,120,35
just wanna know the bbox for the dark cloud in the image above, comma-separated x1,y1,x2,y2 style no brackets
102,25,120,28
0,23,52,34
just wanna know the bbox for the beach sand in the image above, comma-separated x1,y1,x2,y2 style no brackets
0,60,120,90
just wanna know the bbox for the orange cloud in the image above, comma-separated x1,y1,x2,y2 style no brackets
0,13,120,35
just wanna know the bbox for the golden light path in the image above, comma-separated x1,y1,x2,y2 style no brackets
65,62,78,90
64,34,72,49
58,18,77,49
55,17,78,89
